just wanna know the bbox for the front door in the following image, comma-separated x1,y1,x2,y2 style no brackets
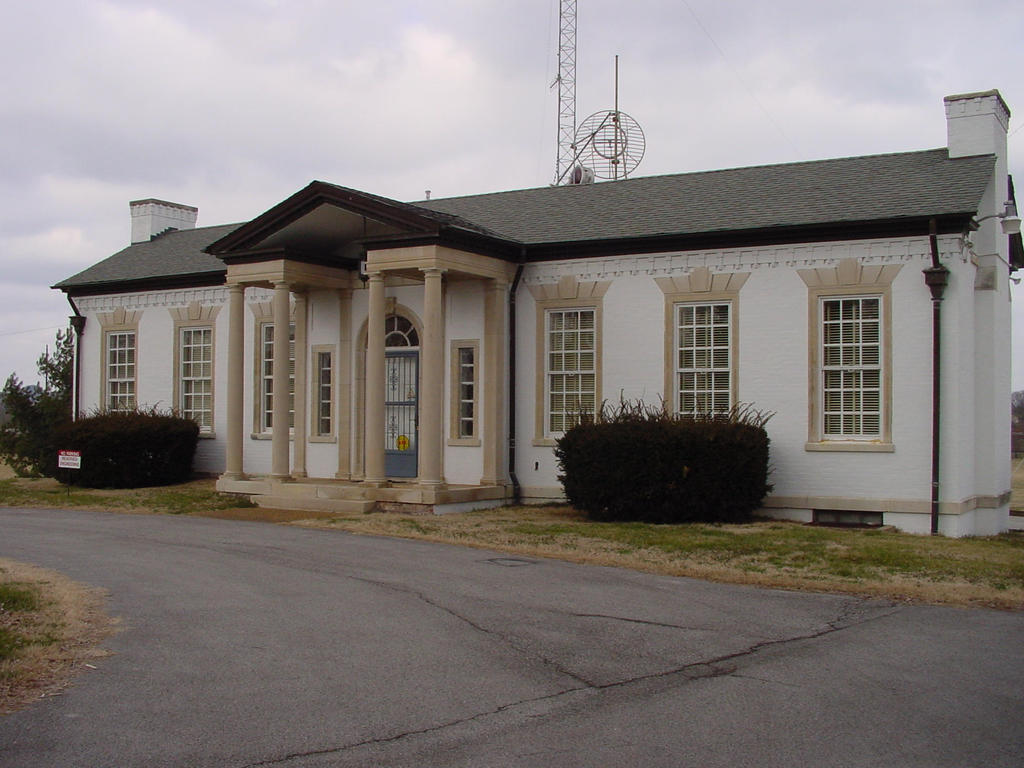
384,350,418,477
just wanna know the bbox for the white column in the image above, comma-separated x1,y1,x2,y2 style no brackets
419,267,445,486
270,280,291,480
223,283,246,480
292,290,308,478
364,273,386,484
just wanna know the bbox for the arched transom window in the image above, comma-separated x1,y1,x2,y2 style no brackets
385,315,419,347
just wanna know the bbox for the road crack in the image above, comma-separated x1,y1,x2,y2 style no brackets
584,596,902,693
570,612,723,633
240,686,590,767
342,574,600,688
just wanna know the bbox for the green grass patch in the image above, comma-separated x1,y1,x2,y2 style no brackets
0,476,254,515
0,627,27,660
0,583,40,613
137,487,256,515
0,582,47,662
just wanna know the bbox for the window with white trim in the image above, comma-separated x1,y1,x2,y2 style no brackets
676,302,731,415
546,308,596,434
314,349,333,437
179,327,213,433
456,346,476,439
260,322,295,432
820,296,882,438
106,331,136,411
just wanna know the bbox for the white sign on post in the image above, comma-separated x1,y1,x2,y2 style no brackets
57,450,82,470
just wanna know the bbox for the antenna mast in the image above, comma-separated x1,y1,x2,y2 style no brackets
554,0,577,185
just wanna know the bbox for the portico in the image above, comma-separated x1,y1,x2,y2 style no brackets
209,184,516,512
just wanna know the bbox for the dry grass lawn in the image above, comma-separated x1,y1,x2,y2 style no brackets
0,559,118,714
294,505,1024,609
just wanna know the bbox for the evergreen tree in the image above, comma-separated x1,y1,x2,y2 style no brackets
0,329,73,476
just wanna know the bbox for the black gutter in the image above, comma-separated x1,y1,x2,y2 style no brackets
65,296,85,421
56,271,227,297
525,214,978,262
923,219,949,535
507,256,525,504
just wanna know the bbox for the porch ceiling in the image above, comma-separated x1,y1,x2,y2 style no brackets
255,204,409,257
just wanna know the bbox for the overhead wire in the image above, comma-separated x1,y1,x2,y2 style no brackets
679,0,803,159
0,325,65,338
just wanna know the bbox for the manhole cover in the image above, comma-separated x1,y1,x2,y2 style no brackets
483,557,536,567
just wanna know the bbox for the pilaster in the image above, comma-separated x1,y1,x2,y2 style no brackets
335,289,353,480
292,291,308,478
481,279,507,485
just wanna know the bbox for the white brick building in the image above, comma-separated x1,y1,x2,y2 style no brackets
57,91,1022,535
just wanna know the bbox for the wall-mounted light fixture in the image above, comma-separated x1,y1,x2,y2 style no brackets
974,200,1021,236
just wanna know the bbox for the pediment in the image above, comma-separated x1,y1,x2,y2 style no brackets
205,181,445,266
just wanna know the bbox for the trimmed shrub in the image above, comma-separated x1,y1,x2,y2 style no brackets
555,400,772,524
53,409,199,488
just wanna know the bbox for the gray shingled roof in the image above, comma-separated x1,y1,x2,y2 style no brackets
56,148,994,291
419,149,995,244
55,223,240,289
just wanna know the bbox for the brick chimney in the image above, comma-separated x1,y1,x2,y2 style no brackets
944,90,1009,160
130,199,198,244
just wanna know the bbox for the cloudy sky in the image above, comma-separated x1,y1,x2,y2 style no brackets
2,0,1022,389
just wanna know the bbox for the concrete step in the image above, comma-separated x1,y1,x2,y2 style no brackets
270,482,369,501
252,495,376,515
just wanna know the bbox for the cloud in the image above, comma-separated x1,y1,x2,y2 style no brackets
0,0,1022,388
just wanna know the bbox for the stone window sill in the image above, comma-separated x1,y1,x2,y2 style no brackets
804,441,894,453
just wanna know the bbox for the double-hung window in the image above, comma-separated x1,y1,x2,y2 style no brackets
820,296,882,439
676,302,731,415
179,327,213,433
546,308,596,434
106,331,136,411
260,322,295,432
799,257,896,451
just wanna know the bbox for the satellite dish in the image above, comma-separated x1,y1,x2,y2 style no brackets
573,110,645,180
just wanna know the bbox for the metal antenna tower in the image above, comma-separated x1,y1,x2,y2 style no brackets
553,0,577,185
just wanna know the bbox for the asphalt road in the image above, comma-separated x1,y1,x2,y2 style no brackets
0,507,1021,767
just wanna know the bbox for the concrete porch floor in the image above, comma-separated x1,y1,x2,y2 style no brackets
216,476,512,515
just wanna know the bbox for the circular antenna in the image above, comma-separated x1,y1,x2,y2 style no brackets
573,110,645,180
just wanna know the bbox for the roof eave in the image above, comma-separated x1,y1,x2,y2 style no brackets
55,270,227,297
522,213,977,261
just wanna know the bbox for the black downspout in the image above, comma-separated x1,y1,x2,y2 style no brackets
507,257,525,504
66,296,86,422
923,219,949,535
